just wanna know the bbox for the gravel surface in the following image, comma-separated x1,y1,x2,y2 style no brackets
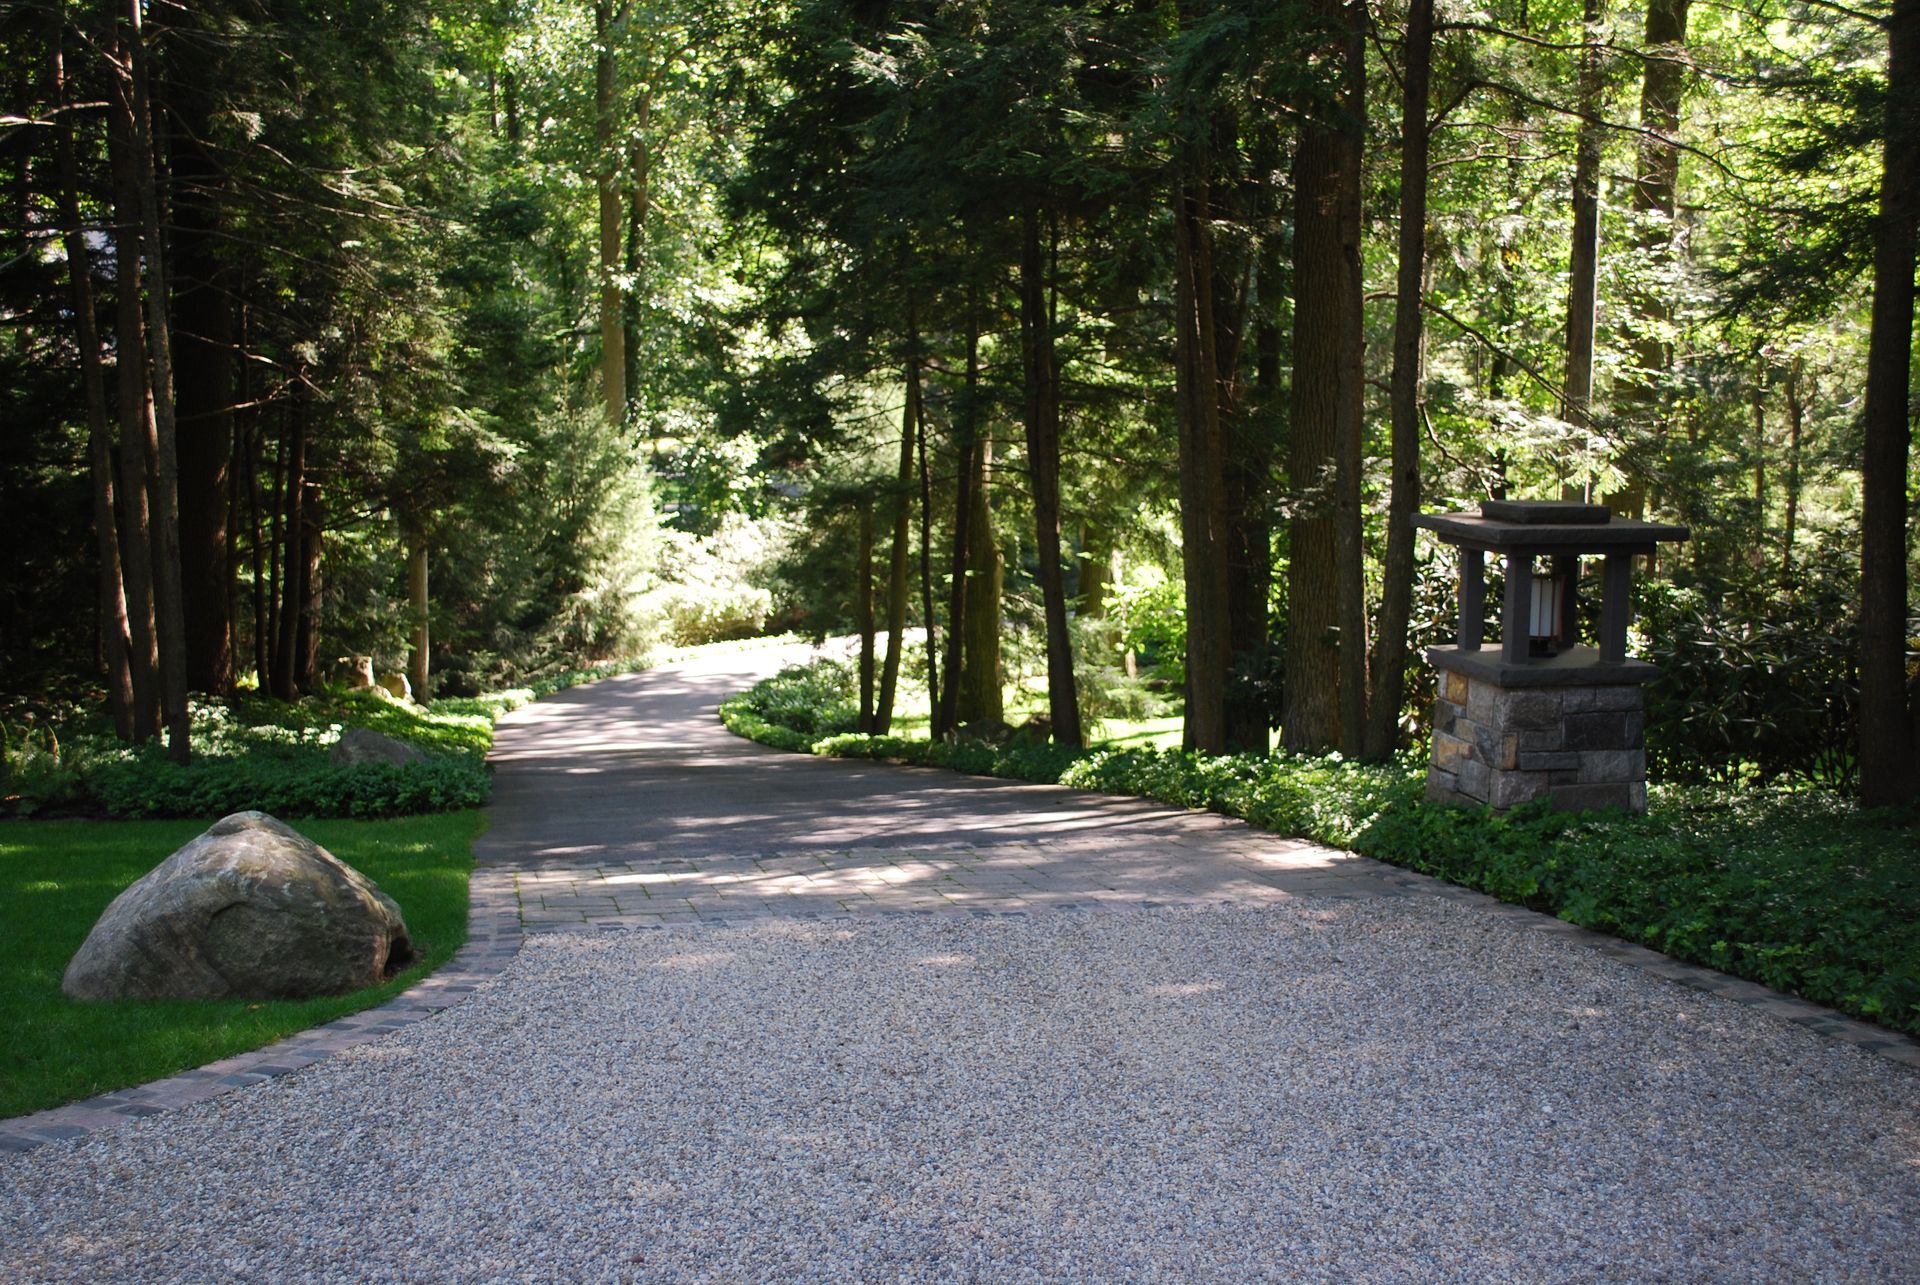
5,898,1916,1282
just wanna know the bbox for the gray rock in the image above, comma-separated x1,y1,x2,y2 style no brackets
61,811,412,1001
330,727,426,766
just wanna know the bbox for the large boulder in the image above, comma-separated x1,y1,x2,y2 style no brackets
62,811,413,1001
330,727,426,767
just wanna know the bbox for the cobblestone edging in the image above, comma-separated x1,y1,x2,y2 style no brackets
0,867,524,1157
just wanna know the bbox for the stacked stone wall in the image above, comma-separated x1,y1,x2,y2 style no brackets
1426,668,1648,813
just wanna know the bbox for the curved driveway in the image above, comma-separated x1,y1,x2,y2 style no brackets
2,645,1917,1280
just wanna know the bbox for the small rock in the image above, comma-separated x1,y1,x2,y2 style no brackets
61,811,412,1000
376,671,413,702
330,728,426,767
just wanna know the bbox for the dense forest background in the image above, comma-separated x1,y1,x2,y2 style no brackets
2,0,1916,802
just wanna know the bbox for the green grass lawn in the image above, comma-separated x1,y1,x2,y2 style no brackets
0,810,479,1119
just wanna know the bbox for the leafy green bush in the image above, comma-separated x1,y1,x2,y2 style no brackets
728,659,860,737
721,679,1920,1036
1637,542,1864,790
641,582,774,646
0,658,650,821
86,752,490,820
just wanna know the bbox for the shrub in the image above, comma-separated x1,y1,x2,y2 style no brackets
1638,561,1862,789
728,659,860,737
640,582,774,646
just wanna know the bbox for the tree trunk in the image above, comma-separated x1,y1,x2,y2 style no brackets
407,535,430,700
107,30,160,743
623,87,652,415
1079,522,1113,620
272,399,307,701
1285,0,1366,755
936,301,980,739
1563,0,1609,453
1365,0,1432,760
165,45,235,696
1781,356,1805,586
123,0,191,762
1230,159,1287,755
1173,171,1232,755
295,482,324,694
1858,0,1920,807
857,500,876,733
1331,5,1369,758
1615,0,1690,517
874,361,918,735
957,431,1004,725
594,0,626,428
916,364,939,720
1021,206,1082,748
56,28,136,738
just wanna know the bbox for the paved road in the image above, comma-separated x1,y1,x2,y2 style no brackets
477,642,1398,927
3,644,1916,1280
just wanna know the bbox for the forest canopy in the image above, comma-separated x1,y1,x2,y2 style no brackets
2,0,1916,803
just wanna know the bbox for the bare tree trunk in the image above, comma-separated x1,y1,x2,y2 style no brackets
296,482,324,693
1287,0,1366,755
1366,0,1432,760
1331,4,1369,758
123,0,190,762
917,367,939,720
857,500,876,733
623,87,652,414
1021,207,1082,747
56,28,135,738
266,400,286,689
935,301,980,739
272,398,307,701
1858,0,1920,807
1284,117,1345,754
1615,0,1691,517
1564,0,1609,451
107,34,159,742
165,36,235,696
874,360,918,735
1782,356,1806,586
1225,231,1284,753
957,432,1004,725
1079,522,1113,619
1173,171,1232,755
407,535,429,700
594,0,626,428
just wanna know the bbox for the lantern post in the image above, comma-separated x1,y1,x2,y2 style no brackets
1413,499,1688,813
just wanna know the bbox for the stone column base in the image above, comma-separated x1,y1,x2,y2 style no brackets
1426,661,1648,813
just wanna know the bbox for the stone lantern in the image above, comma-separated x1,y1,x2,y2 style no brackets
1413,499,1688,813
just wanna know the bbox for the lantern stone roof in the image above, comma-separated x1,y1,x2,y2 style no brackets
1414,500,1688,552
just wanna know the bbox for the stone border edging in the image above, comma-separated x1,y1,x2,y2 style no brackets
0,867,524,1157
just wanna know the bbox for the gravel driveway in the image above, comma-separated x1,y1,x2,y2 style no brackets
3,646,1916,1280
